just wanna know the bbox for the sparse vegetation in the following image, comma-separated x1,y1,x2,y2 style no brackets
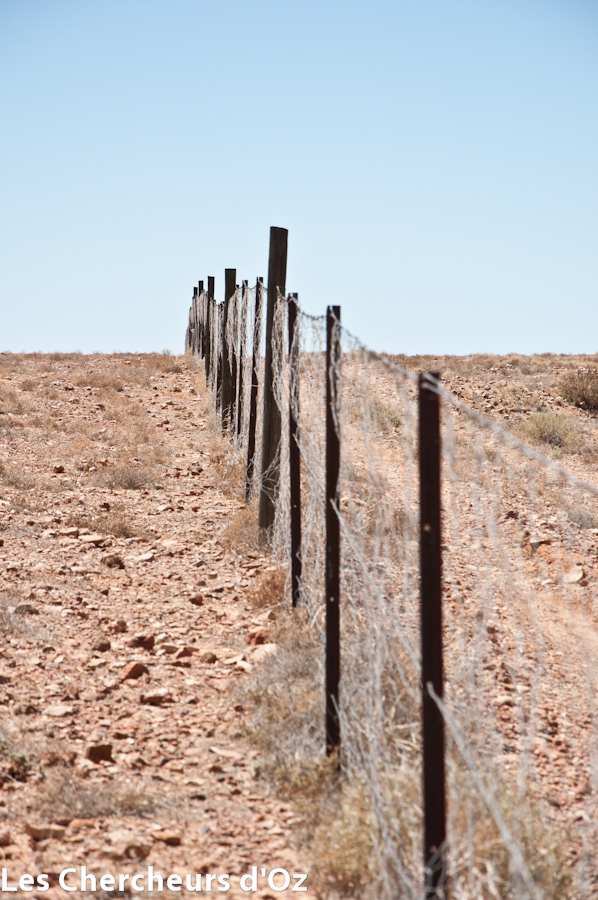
561,368,598,412
514,412,584,452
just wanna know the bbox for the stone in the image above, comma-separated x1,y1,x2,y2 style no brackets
93,639,111,652
63,527,79,537
174,646,193,659
140,689,173,706
53,465,65,474
111,619,128,634
103,554,125,569
246,627,267,645
25,822,66,841
136,551,156,562
44,704,75,717
564,565,584,585
0,828,11,847
85,743,114,763
14,603,39,615
189,594,204,606
200,651,218,665
79,533,105,546
151,829,181,846
128,633,155,651
121,662,149,680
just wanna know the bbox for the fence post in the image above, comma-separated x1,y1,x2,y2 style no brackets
326,305,341,757
198,281,204,358
221,269,236,432
237,280,248,441
206,277,214,386
419,371,448,898
246,277,263,502
231,284,239,439
216,304,223,412
289,293,302,608
259,227,288,532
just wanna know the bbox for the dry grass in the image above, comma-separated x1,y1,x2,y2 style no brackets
514,412,584,452
36,772,160,820
245,565,287,608
561,368,598,412
220,504,261,553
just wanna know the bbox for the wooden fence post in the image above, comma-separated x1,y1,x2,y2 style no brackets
237,280,248,441
206,277,214,386
246,277,263,502
259,227,288,532
419,372,448,898
231,284,239,439
326,305,341,757
221,269,236,432
216,304,223,412
198,281,204,358
289,293,301,608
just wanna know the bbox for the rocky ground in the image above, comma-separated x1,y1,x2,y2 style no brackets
2,349,598,899
0,351,305,899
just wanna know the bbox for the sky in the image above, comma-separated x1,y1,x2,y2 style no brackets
1,0,597,355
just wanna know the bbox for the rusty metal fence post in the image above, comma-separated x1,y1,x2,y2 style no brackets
288,293,301,608
326,305,341,757
419,371,448,899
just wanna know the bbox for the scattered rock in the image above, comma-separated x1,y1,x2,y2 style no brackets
93,639,111,652
121,662,149,680
0,828,11,847
200,651,218,664
44,704,75,717
53,465,65,474
63,527,79,537
85,743,114,763
151,829,181,846
174,646,194,659
111,619,128,634
564,565,584,585
140,688,173,706
79,533,105,546
103,554,125,569
136,551,155,563
14,603,39,615
25,822,66,841
246,626,268,645
189,593,204,606
128,633,155,651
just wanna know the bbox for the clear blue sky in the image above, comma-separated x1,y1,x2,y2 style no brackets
1,0,597,355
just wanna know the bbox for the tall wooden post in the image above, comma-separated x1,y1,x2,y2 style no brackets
289,294,301,607
246,278,263,502
198,281,204,358
237,280,248,441
259,227,288,532
221,269,236,432
206,277,214,386
326,305,341,756
419,372,448,898
216,304,223,411
231,285,239,439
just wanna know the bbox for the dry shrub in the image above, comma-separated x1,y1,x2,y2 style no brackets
311,782,373,897
246,565,287,608
561,368,598,412
94,464,155,491
143,353,184,374
20,378,36,392
515,412,584,452
220,505,261,553
36,772,159,820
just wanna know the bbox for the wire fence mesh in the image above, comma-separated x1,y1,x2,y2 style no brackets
189,285,598,899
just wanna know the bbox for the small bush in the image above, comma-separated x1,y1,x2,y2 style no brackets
515,412,584,452
561,368,598,412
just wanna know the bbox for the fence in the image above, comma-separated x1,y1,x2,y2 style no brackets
186,228,598,900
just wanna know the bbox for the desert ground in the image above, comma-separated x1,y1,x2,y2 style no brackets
1,350,598,899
